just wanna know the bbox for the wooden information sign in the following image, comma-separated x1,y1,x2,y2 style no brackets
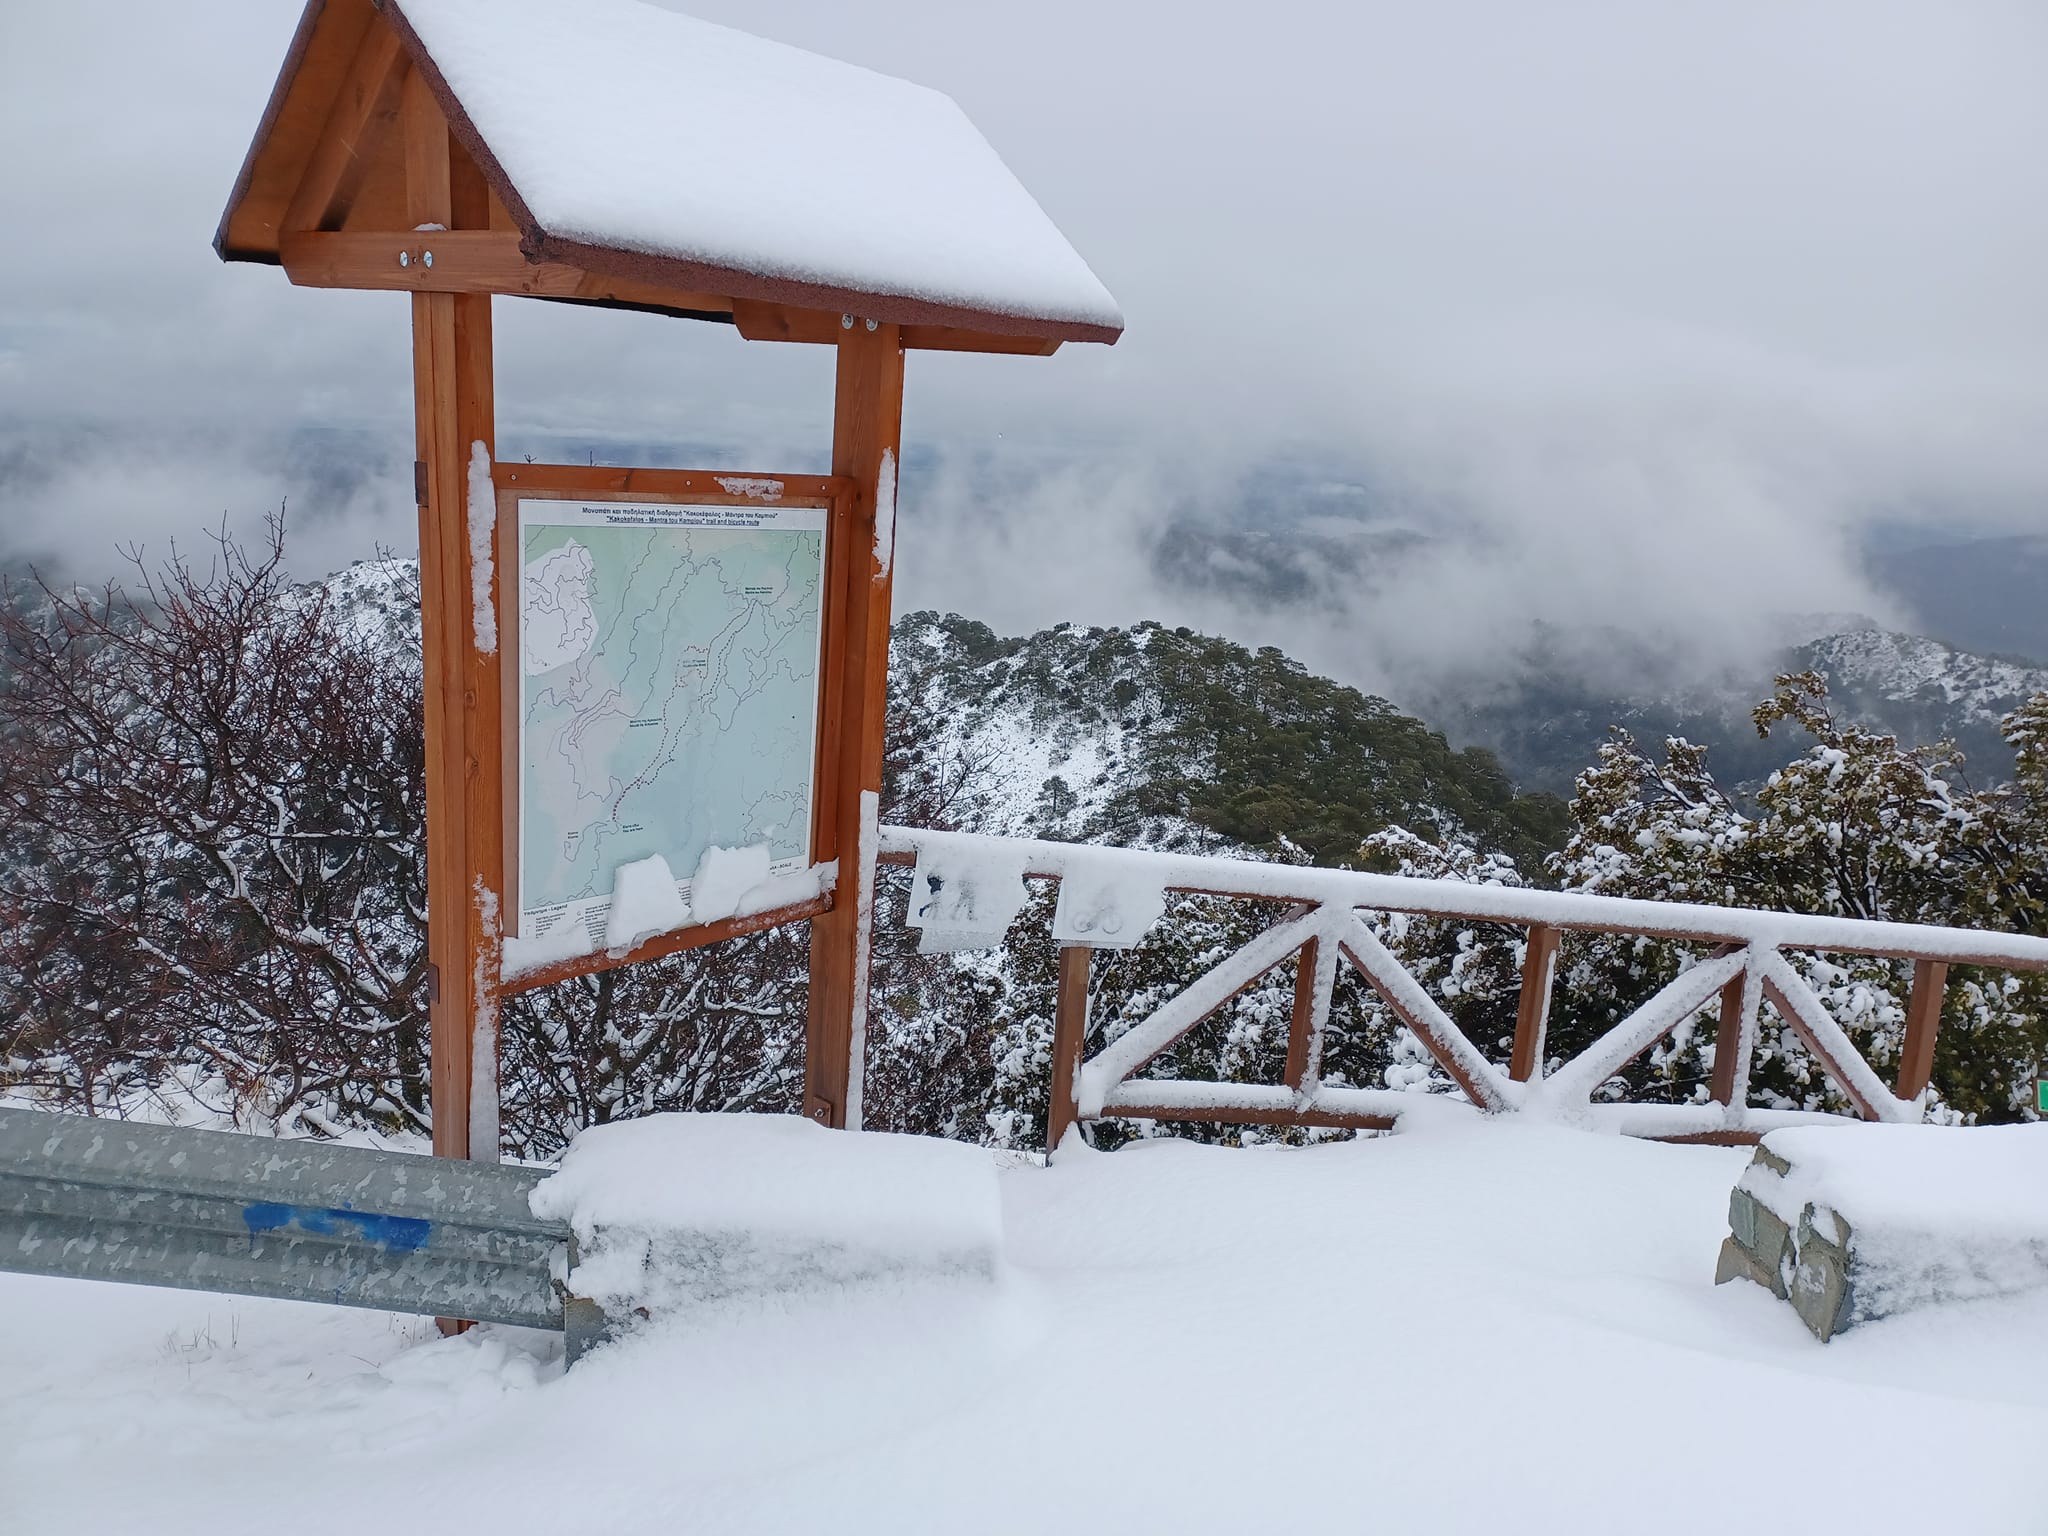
215,0,1122,1161
492,464,849,993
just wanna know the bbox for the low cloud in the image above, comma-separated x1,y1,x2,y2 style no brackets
2,0,2042,716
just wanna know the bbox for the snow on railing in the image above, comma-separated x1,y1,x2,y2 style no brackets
875,826,2048,1149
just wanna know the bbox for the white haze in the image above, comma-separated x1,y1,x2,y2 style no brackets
1,0,2043,707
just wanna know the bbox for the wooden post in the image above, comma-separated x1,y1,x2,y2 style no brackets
804,320,905,1130
1283,936,1320,1091
1509,924,1560,1083
1896,958,1948,1100
1047,944,1092,1154
406,71,502,1163
1708,973,1747,1105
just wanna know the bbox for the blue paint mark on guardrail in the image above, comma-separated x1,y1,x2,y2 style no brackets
242,1202,432,1253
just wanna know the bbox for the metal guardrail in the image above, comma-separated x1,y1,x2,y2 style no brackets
0,1106,575,1337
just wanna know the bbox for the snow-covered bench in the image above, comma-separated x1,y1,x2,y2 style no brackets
1716,1124,2048,1340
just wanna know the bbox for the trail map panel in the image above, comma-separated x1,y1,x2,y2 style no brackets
516,496,826,946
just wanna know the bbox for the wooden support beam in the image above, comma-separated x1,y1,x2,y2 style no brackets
803,321,905,1130
1283,936,1320,1092
450,128,493,235
1509,924,1560,1083
1335,927,1510,1113
1709,973,1747,1105
279,230,733,315
493,465,846,503
282,21,406,232
214,0,380,256
903,325,1061,357
1090,915,1318,1087
406,71,502,1167
1650,1130,1764,1147
499,895,833,997
730,301,844,345
1896,958,1948,1100
1759,973,1886,1123
1100,1102,1397,1134
1349,965,1490,1104
1048,945,1092,1153
402,71,449,240
279,237,1057,348
732,299,1063,355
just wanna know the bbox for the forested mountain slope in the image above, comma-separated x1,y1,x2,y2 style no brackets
886,613,1566,872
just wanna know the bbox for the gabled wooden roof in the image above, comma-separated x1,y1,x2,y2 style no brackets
216,0,1123,351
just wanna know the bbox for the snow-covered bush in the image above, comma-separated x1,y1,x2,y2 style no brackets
1543,672,2048,1120
0,526,812,1150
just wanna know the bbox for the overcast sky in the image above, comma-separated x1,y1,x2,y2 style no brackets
2,0,2042,696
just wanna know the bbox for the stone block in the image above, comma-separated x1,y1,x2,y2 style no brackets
1753,1198,1792,1298
1715,1235,1774,1290
1727,1184,1759,1250
1782,1203,1858,1341
1787,1237,1854,1342
1720,1180,1795,1298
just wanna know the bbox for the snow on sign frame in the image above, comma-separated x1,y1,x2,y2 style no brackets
492,463,850,980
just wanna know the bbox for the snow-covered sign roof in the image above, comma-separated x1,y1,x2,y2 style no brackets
217,0,1123,346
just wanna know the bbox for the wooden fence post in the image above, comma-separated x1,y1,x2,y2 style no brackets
1048,944,1092,1153
1709,973,1747,1106
1896,958,1948,1100
804,320,905,1131
1284,936,1321,1091
1509,924,1560,1083
406,71,501,1163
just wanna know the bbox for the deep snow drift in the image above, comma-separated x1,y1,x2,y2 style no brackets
6,1116,2046,1535
532,1112,1002,1314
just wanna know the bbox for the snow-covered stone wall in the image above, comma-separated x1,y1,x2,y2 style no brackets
1716,1124,2048,1340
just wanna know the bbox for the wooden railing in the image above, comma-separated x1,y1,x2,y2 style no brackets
876,827,2048,1150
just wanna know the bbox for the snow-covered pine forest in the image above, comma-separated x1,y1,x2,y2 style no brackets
5,524,2044,1150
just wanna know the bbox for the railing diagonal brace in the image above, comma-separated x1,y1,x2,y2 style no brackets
1076,908,1324,1120
1285,927,1341,1102
1759,951,1918,1125
1337,916,1513,1112
1533,946,1749,1110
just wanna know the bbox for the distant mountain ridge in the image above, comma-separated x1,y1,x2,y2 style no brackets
1437,628,2048,797
1864,532,2048,665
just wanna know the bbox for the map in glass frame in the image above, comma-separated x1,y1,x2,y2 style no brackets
516,496,826,947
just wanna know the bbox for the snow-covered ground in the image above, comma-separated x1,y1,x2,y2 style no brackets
7,1117,2046,1534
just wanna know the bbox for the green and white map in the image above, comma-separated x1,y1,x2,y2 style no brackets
516,496,825,947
